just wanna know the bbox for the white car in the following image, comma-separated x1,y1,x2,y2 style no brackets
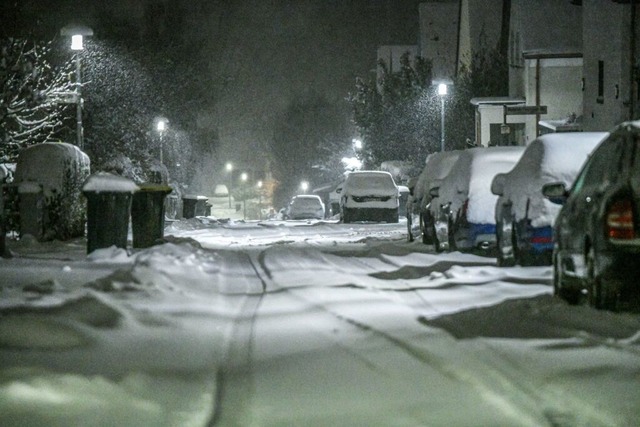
285,195,325,220
340,171,399,223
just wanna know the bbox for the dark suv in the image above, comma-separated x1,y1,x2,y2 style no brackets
543,121,640,310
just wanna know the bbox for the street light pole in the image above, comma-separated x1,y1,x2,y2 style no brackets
241,172,248,220
257,180,263,220
61,25,93,151
74,54,83,149
438,83,447,152
156,119,167,165
226,163,233,208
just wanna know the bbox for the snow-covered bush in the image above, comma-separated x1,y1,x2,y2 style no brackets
14,142,90,240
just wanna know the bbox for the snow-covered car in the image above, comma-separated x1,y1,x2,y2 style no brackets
408,150,463,244
430,147,525,253
491,132,607,267
285,194,325,220
340,171,399,223
542,121,640,310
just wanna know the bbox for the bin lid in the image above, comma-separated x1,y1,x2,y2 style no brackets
82,172,139,194
183,194,208,200
137,182,173,193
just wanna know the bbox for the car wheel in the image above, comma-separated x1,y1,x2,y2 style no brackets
420,213,432,244
586,248,617,311
447,219,457,251
407,214,414,242
496,219,515,267
554,251,580,305
433,224,444,253
342,209,350,224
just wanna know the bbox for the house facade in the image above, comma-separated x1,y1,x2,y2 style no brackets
582,0,639,131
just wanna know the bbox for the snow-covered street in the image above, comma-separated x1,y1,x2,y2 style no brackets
1,219,639,426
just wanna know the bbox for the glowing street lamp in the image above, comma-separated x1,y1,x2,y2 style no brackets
60,24,93,150
225,162,233,208
300,181,309,194
437,83,448,152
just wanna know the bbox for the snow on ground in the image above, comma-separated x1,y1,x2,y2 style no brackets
0,218,639,426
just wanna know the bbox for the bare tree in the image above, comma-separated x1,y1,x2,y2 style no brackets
0,37,74,162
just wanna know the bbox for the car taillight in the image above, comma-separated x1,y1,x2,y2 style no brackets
606,199,635,240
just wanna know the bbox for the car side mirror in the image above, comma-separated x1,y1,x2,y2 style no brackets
491,173,505,196
542,182,568,205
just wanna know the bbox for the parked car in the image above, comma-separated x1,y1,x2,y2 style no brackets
542,121,640,310
340,171,399,223
492,132,608,267
406,151,463,243
285,195,325,220
430,147,525,253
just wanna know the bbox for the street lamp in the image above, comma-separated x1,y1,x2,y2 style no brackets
241,172,248,220
60,24,93,151
300,181,309,194
225,162,233,208
156,118,168,165
438,83,448,152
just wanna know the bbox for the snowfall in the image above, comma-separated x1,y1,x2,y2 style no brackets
1,217,639,426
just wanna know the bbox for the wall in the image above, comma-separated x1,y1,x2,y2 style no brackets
509,0,582,98
418,0,460,81
523,56,584,143
582,0,638,131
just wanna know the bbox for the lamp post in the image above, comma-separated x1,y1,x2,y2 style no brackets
300,181,309,194
60,24,93,151
438,83,448,152
225,163,233,208
257,180,263,220
156,118,167,166
241,172,248,220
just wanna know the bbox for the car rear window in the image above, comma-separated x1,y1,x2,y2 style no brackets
346,174,394,190
293,198,321,208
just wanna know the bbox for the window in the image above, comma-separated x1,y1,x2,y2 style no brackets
573,137,621,193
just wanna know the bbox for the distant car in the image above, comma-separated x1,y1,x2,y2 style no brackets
340,171,399,223
412,151,463,244
492,132,607,267
285,195,325,220
430,147,525,253
543,121,640,310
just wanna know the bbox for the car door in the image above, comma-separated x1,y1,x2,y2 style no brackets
559,137,624,262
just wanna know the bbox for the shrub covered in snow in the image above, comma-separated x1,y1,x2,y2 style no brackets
14,143,90,241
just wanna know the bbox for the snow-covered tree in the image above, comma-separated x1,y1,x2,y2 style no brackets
348,53,435,168
0,37,74,162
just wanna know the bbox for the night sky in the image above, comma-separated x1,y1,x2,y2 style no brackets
3,0,422,178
